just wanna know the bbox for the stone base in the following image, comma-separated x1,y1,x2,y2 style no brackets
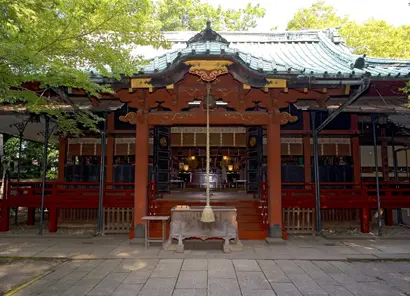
164,242,177,251
265,237,286,245
134,224,145,238
223,243,231,253
268,224,282,238
176,243,184,253
230,240,244,252
129,238,144,245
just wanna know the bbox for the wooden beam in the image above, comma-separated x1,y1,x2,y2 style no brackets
144,112,270,126
265,78,287,88
345,85,351,95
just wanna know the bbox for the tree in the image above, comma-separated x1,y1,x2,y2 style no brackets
286,0,410,59
3,137,58,180
157,0,265,31
0,0,166,135
341,20,410,59
287,0,348,31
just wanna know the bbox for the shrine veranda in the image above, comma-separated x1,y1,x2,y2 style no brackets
1,24,410,240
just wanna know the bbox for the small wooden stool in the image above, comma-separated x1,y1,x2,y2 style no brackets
142,216,170,249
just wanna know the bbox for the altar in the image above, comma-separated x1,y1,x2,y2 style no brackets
165,206,242,253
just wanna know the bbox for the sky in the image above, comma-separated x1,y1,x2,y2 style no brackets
207,0,410,30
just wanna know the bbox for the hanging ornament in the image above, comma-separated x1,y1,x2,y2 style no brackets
201,82,215,223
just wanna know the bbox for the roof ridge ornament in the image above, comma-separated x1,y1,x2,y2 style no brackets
187,20,230,46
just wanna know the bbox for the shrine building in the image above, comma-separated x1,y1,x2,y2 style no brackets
1,22,410,240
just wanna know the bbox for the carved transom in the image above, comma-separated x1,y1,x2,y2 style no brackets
184,60,233,82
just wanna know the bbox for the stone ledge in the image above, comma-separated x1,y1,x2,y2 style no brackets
265,237,286,245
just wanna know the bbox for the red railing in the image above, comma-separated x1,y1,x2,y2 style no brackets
1,180,409,233
3,181,134,209
3,180,410,210
282,182,410,209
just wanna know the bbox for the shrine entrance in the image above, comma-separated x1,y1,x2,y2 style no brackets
152,125,264,201
119,22,309,240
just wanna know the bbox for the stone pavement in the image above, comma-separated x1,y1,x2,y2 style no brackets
10,258,410,296
0,258,61,294
0,235,410,260
0,235,410,295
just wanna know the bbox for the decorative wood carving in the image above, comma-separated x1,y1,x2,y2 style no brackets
279,112,298,125
119,112,138,124
117,88,148,109
184,60,233,82
130,78,153,91
147,112,269,126
119,111,147,125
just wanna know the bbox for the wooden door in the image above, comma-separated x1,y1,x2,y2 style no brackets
153,126,171,194
247,127,263,196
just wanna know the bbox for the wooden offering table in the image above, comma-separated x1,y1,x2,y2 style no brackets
165,206,242,253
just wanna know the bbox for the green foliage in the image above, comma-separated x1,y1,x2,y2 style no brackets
4,137,59,180
157,0,265,31
286,0,410,60
340,21,410,59
287,0,348,31
0,0,165,134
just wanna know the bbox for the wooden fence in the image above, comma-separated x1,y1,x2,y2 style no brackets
103,208,133,233
283,208,315,233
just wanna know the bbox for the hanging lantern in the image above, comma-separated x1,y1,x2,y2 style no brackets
223,155,228,160
228,164,234,171
183,164,189,171
190,155,196,160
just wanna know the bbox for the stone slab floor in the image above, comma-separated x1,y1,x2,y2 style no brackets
10,258,410,296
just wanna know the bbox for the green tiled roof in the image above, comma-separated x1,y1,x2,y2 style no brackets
135,28,410,79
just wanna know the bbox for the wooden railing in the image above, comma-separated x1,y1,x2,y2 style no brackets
0,181,134,232
282,182,410,209
4,181,134,208
1,180,409,233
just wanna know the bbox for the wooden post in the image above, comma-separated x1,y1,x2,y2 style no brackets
48,136,67,229
351,115,361,186
106,136,114,184
132,113,149,239
48,184,58,232
361,207,370,233
57,137,67,182
27,208,35,225
267,112,282,238
48,207,58,232
380,128,393,226
303,112,311,185
381,128,389,181
0,205,10,232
